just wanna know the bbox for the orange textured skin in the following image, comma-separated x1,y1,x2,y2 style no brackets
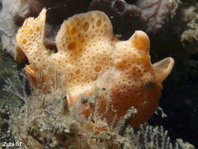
16,9,173,127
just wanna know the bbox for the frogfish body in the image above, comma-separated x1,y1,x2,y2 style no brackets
16,9,174,127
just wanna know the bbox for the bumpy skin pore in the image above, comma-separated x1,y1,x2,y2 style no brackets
16,9,174,127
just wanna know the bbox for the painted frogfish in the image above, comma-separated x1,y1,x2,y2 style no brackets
16,9,174,127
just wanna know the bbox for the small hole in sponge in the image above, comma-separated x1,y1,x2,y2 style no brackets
83,22,89,32
29,29,33,34
75,69,81,74
36,26,40,32
96,19,102,27
68,42,77,50
22,39,27,44
94,66,102,72
91,34,96,39
71,27,76,35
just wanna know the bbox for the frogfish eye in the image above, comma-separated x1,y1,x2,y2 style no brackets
145,81,155,88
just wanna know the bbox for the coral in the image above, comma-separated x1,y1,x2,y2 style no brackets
16,9,174,127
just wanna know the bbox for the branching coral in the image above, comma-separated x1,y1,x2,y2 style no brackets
16,9,174,127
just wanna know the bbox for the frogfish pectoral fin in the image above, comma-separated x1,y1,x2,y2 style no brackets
153,57,174,83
